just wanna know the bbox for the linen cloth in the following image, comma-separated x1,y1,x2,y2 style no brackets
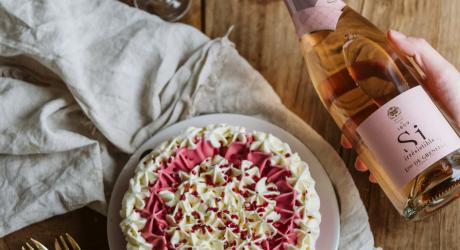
0,0,375,249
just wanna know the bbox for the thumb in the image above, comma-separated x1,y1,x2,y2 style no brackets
388,30,460,127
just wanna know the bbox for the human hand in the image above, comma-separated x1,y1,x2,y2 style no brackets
341,30,460,183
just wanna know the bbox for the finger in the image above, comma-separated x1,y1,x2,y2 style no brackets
387,30,458,84
388,30,460,127
355,158,368,172
369,174,377,183
341,135,353,149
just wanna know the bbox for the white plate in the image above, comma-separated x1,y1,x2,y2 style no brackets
108,114,340,250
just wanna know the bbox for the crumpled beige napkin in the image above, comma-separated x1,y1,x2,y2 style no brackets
0,0,375,249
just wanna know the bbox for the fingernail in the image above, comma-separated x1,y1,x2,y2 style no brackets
389,29,406,39
369,174,377,183
355,158,367,172
341,136,352,149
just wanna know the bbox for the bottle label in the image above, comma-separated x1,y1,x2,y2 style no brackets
284,0,346,37
357,86,460,187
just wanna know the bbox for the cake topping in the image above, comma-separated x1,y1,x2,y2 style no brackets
161,155,282,249
120,124,321,250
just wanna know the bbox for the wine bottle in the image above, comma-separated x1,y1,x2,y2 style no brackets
284,0,460,220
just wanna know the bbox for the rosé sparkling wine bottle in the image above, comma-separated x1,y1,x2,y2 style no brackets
284,0,460,220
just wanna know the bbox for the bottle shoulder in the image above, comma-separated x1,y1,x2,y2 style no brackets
300,6,386,50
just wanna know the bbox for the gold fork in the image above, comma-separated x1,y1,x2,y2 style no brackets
21,238,48,250
54,233,81,250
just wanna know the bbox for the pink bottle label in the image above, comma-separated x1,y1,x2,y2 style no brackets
284,0,346,37
357,86,460,187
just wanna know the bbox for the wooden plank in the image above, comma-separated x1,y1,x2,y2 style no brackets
119,0,202,30
438,0,460,68
180,0,203,30
0,239,9,250
431,1,460,249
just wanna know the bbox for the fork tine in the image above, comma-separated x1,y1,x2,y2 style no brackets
26,242,35,250
65,233,81,250
30,238,48,250
59,235,70,250
54,238,62,250
21,238,47,250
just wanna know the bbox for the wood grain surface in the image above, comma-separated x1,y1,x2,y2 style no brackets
2,0,460,249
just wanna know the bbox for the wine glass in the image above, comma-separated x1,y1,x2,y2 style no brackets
134,0,192,22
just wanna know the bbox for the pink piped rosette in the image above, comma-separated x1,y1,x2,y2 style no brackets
120,124,321,250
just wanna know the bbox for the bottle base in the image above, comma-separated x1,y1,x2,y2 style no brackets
403,179,460,221
402,150,460,221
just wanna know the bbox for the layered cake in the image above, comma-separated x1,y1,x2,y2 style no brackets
120,124,321,250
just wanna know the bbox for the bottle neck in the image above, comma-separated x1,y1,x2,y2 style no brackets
283,0,346,38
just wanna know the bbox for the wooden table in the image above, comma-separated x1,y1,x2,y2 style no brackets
2,0,460,249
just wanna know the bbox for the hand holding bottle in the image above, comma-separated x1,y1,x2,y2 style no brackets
341,30,460,182
285,0,460,218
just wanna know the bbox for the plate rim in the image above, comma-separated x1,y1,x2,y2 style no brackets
107,113,340,250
